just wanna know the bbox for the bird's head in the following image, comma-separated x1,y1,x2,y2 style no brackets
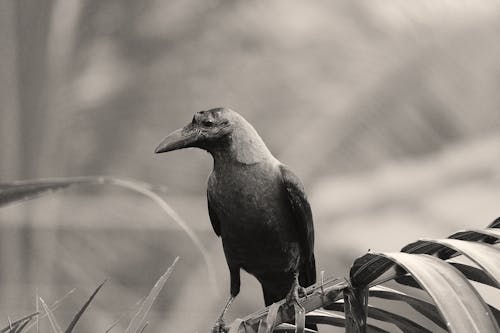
155,107,273,164
154,108,239,154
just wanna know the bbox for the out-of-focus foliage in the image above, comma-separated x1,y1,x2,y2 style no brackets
0,176,214,284
2,0,500,186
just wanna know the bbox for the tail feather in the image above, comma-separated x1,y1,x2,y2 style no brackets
299,253,316,288
300,254,318,331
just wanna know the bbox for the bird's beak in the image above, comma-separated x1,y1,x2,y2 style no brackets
154,126,200,153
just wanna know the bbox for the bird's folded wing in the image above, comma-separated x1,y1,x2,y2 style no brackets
279,164,315,262
207,188,221,237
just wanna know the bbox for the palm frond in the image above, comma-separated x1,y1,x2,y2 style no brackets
225,217,500,333
0,177,216,289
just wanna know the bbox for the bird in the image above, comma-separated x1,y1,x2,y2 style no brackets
155,107,316,331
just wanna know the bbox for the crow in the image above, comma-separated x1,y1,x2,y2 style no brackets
155,108,316,331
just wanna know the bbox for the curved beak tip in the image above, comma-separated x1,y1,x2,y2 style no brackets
154,127,197,154
154,141,172,154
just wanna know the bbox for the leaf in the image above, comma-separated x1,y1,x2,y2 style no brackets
327,301,432,332
488,306,500,326
369,285,446,330
64,280,106,333
24,289,76,332
294,304,305,333
0,313,38,333
401,240,443,258
225,277,347,333
371,252,499,333
0,179,86,207
272,323,317,333
448,263,497,287
0,177,216,290
257,302,281,333
227,319,245,333
350,253,394,288
405,239,500,287
125,257,178,333
367,306,433,333
138,322,148,333
39,297,63,333
301,310,346,327
343,286,368,333
354,232,500,289
449,228,500,243
104,296,145,333
488,217,500,228
13,317,33,333
274,318,387,333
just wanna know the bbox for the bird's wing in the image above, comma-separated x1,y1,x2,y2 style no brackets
279,164,315,262
207,187,221,237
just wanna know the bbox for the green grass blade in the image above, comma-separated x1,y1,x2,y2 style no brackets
125,257,179,333
63,280,106,333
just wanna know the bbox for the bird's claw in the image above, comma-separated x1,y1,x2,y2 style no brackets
285,285,306,312
298,286,307,299
212,318,227,333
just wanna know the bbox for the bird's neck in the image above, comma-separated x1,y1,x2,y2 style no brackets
210,127,277,170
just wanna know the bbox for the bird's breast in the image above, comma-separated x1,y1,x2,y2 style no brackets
208,162,299,272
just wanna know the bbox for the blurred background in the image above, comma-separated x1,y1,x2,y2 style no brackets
1,0,500,331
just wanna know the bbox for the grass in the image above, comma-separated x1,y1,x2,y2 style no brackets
1,259,178,333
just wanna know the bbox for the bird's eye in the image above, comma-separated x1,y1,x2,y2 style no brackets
202,120,214,127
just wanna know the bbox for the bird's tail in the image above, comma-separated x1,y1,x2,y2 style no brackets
300,254,318,331
299,253,317,288
261,256,318,331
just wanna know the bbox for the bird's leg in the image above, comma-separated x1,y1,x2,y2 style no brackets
285,272,307,310
212,296,235,333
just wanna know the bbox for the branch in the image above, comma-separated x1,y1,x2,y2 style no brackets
225,277,348,333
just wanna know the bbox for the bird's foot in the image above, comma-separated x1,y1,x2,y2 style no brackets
285,280,306,312
211,295,234,333
211,318,227,333
298,285,307,298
